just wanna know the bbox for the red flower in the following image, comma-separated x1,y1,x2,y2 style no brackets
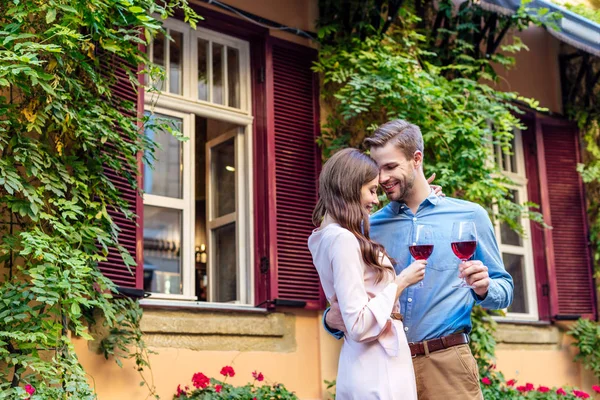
573,390,590,399
215,384,222,393
220,366,235,378
24,385,35,395
592,385,600,394
481,377,491,385
538,386,550,393
176,384,186,397
252,371,264,382
517,384,534,393
557,388,567,396
192,372,210,389
506,379,516,387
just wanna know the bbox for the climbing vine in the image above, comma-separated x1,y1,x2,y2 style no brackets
0,0,199,398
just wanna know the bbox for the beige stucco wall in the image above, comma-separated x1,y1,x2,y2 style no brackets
495,26,563,114
78,309,332,400
191,0,319,47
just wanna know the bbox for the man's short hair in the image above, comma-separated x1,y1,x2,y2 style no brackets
364,119,424,160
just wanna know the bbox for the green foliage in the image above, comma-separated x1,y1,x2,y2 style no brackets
315,0,545,232
0,0,199,398
568,318,600,381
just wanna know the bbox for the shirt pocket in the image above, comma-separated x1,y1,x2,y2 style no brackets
427,230,458,271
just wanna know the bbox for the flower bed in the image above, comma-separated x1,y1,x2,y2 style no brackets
480,374,600,400
174,366,297,399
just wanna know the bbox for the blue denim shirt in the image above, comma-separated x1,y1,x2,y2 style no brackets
324,191,513,343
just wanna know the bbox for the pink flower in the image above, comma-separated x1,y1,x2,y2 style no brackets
176,384,186,397
481,377,491,385
592,385,600,394
220,366,235,377
538,386,550,393
573,390,590,399
252,371,264,382
215,384,222,393
191,372,210,389
506,379,516,387
526,383,534,391
24,385,35,395
557,388,567,395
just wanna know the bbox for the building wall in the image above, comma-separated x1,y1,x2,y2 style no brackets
494,26,563,114
78,309,331,400
76,3,597,399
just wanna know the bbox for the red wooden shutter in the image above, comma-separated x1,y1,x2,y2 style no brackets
264,38,325,309
97,56,144,297
542,120,596,319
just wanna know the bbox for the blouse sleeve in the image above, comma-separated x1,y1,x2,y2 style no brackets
330,230,398,342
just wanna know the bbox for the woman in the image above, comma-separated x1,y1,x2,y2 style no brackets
308,148,425,400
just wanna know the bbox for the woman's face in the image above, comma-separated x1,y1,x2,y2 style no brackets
360,176,380,213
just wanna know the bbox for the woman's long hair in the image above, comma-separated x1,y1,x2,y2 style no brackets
312,148,394,283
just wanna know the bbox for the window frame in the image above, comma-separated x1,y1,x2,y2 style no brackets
142,18,255,306
492,127,539,321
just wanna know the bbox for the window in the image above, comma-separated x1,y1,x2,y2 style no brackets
143,19,253,304
492,128,538,320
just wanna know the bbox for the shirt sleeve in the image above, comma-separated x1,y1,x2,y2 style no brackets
330,231,398,343
472,205,514,309
322,307,345,340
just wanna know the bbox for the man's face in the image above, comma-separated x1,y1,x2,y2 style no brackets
370,142,417,202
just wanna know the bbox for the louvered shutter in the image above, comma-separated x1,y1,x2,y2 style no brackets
97,55,144,297
264,38,325,309
542,121,596,319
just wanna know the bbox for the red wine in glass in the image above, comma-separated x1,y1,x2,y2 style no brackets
409,224,434,288
451,241,477,261
451,221,478,289
410,245,434,260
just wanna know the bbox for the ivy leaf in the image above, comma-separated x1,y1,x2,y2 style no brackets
46,8,57,24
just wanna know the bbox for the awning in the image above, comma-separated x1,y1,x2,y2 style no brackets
478,0,600,57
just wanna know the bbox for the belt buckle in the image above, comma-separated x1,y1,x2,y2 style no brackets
408,342,417,358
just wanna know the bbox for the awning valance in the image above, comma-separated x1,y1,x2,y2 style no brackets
478,0,600,57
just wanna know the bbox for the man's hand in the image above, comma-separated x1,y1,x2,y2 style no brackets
427,173,445,197
459,260,490,299
325,302,347,334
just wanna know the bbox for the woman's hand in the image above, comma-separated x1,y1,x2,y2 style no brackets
395,260,426,294
427,173,445,197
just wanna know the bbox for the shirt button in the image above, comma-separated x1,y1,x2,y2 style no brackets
408,298,413,303
404,327,409,332
412,217,417,221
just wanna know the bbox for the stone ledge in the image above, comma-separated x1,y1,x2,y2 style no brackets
140,310,288,337
138,309,297,352
494,322,561,345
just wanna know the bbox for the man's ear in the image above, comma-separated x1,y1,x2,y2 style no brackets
413,150,423,169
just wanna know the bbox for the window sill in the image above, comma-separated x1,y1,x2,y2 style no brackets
493,320,561,347
107,306,298,352
140,298,268,314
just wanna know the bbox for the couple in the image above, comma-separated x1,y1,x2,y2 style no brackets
308,119,513,400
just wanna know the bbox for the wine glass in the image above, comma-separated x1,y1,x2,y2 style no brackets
451,221,478,289
409,224,434,289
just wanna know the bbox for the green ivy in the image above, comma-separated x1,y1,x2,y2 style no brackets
568,318,600,381
0,0,199,398
314,0,547,233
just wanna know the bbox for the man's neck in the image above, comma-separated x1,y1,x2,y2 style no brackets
403,175,431,214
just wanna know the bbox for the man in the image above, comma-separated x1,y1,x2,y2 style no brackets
324,119,513,399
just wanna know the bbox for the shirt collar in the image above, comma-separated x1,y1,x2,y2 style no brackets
391,189,440,214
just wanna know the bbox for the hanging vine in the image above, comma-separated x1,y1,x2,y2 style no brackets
0,0,199,398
